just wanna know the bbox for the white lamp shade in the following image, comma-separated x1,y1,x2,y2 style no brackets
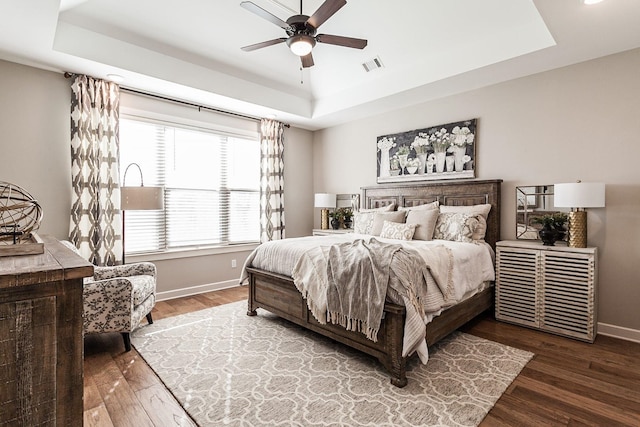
121,186,164,210
554,182,605,208
314,193,336,208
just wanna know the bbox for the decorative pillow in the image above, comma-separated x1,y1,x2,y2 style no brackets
380,221,416,241
398,200,439,212
353,204,395,234
433,213,482,243
370,211,406,236
406,209,439,241
439,204,491,241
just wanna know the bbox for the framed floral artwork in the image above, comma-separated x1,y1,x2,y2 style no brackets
376,118,477,183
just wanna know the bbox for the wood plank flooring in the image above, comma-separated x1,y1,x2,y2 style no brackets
83,286,640,426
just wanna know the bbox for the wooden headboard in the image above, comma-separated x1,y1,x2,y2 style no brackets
361,179,502,249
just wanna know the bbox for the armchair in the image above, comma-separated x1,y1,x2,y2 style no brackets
61,241,157,351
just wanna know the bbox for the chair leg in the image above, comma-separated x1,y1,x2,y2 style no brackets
146,312,154,324
122,332,132,352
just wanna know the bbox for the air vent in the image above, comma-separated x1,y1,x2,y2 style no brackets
362,56,384,72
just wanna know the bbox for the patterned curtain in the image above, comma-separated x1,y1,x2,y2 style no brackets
69,75,122,266
259,119,285,242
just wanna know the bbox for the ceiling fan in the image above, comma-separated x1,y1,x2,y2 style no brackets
240,0,368,68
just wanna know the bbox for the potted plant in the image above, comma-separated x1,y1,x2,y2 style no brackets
552,212,568,241
532,214,558,246
341,207,353,229
329,209,344,230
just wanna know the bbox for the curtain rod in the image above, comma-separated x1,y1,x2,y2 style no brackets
63,72,290,128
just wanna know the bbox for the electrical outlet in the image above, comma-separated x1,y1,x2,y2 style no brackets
231,259,237,268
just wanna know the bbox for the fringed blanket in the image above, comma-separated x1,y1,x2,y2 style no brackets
292,238,453,360
325,239,401,341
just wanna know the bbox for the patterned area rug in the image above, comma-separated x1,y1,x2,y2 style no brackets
131,301,533,427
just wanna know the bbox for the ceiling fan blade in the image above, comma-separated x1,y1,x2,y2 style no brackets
316,34,367,49
241,38,287,52
240,1,291,31
307,0,346,29
301,52,314,68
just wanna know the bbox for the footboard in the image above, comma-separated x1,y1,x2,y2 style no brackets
246,266,409,387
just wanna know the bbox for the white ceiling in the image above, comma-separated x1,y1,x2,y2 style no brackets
1,0,640,130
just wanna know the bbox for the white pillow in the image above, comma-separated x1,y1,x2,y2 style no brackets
439,204,491,241
353,204,395,234
406,209,439,241
358,203,395,213
380,221,416,241
398,201,439,212
370,211,406,236
433,212,482,243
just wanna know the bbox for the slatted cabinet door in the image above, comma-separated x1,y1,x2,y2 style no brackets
495,247,539,328
540,250,597,341
495,241,597,343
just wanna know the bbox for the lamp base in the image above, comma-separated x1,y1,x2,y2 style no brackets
568,210,587,248
320,209,329,230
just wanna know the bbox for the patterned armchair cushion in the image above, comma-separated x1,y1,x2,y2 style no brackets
60,241,157,335
93,262,156,281
130,275,156,305
83,278,135,333
83,275,156,333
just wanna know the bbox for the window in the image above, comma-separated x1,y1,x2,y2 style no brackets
120,117,260,254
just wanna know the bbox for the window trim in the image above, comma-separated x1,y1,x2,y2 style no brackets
121,109,260,142
126,242,259,263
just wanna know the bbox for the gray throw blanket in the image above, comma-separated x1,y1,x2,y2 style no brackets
326,239,401,341
293,238,432,343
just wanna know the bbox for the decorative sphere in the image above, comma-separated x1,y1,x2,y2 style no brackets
0,181,43,243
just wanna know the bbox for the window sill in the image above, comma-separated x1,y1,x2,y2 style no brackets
126,243,259,263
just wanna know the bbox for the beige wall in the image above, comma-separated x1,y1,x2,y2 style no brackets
313,48,640,332
0,59,314,295
0,60,72,239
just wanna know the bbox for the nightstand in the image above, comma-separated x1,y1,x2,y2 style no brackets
312,228,353,236
495,240,597,342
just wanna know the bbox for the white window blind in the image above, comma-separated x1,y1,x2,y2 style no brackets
120,117,260,254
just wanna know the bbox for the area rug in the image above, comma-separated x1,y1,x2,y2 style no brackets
131,301,533,427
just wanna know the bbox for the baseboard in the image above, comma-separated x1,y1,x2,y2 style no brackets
598,322,640,344
156,280,241,302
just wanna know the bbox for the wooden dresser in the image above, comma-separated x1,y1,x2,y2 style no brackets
0,236,93,426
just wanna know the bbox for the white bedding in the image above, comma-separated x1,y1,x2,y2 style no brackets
241,233,494,294
240,233,495,361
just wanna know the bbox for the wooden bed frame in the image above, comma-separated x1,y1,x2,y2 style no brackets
246,179,502,387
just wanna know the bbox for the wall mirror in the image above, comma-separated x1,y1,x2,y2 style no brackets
336,193,360,211
516,185,568,240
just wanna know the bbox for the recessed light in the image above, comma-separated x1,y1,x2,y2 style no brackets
582,0,604,5
106,73,124,83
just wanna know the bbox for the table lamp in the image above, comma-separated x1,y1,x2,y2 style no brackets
314,193,336,230
553,181,605,248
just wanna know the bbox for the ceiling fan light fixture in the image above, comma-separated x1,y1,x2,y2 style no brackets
287,34,315,56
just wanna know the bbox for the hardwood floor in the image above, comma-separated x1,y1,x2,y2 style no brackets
83,287,248,427
463,316,640,427
83,287,640,426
